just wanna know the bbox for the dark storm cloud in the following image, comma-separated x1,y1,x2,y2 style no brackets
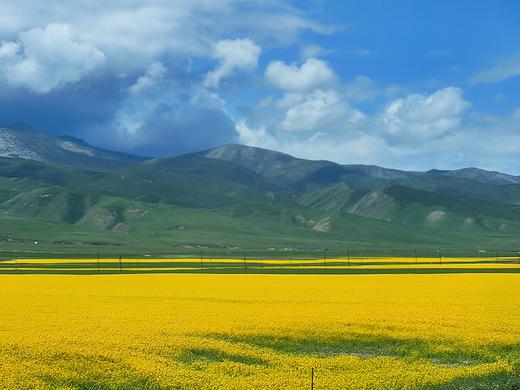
0,0,326,157
81,60,238,156
0,73,124,137
122,104,237,157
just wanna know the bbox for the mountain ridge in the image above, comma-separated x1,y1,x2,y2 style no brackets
2,124,519,183
0,124,146,170
1,125,520,252
201,144,520,185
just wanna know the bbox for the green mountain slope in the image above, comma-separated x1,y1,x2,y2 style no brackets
1,129,520,254
203,144,520,199
0,155,292,209
348,185,520,231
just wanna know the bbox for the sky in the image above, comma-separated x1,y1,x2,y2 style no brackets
1,1,520,172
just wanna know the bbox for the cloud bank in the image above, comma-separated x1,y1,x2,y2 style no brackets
0,23,104,93
0,1,520,173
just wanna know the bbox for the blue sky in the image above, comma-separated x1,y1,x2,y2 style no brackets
1,1,520,172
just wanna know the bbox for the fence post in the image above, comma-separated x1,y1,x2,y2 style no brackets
438,248,442,264
119,253,123,273
243,250,247,272
414,248,417,264
347,250,350,266
97,252,100,273
323,248,327,266
311,368,314,390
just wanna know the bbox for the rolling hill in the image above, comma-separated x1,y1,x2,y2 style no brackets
1,125,520,255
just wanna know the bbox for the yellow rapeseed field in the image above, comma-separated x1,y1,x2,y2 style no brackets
3,256,520,273
0,272,518,389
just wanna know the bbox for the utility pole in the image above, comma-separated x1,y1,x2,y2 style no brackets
243,250,247,272
97,252,100,272
119,253,123,273
323,248,327,266
414,248,417,264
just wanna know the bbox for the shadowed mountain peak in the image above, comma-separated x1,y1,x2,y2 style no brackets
0,125,145,170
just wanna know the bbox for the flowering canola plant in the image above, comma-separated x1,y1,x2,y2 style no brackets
3,256,520,273
0,273,518,389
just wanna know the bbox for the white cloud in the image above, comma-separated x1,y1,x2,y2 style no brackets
265,58,336,92
234,118,394,167
344,75,405,103
275,92,305,109
129,61,167,94
345,75,379,102
233,84,499,171
300,44,324,60
0,42,19,60
0,23,104,93
7,2,520,173
379,87,470,142
284,134,392,165
204,38,261,88
105,73,236,154
281,89,364,132
235,120,277,149
0,1,330,74
470,54,520,84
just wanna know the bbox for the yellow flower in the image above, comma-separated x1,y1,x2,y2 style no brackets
0,271,517,388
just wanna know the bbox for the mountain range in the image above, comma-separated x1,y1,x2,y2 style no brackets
1,124,520,255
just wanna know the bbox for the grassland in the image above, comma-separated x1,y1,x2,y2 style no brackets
0,270,518,389
5,146,520,255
